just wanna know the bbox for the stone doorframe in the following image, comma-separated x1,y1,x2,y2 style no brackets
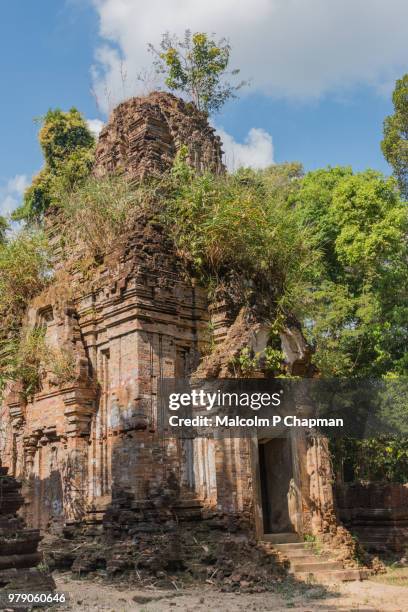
252,431,304,538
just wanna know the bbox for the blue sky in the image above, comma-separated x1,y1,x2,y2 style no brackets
1,0,406,216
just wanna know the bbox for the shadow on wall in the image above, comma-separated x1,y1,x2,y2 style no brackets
335,481,408,552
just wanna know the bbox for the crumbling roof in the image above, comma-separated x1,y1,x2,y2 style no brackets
94,92,225,180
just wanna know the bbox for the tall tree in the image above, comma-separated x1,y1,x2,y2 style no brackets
13,109,95,223
381,74,408,199
293,167,408,377
149,31,247,114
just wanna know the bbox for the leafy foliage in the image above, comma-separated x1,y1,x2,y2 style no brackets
13,109,95,223
230,347,259,377
38,108,94,169
230,345,285,377
294,167,408,377
296,166,408,482
149,31,247,113
381,74,408,199
332,436,408,484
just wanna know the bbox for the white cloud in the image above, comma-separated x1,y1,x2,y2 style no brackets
217,127,274,171
87,118,105,138
0,175,29,217
91,0,408,114
7,175,29,195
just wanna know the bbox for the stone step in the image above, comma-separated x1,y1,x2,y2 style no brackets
272,542,313,552
260,534,366,584
295,568,369,584
288,554,323,564
283,549,323,559
261,533,300,544
290,560,343,573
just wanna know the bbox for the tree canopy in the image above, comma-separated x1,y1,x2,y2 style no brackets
381,74,408,199
12,108,95,223
149,31,247,114
293,167,408,378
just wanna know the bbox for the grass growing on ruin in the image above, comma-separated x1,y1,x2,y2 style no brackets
0,327,47,396
0,229,77,396
161,157,321,318
57,175,152,262
54,161,320,325
0,230,51,331
0,229,52,395
0,325,77,397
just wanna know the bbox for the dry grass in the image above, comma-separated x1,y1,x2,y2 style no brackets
57,175,150,262
371,565,408,587
0,230,51,331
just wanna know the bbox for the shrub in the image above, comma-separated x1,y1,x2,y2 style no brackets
48,347,76,386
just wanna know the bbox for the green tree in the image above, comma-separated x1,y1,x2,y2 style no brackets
293,167,408,377
296,168,408,481
13,108,95,223
149,31,247,113
381,74,408,199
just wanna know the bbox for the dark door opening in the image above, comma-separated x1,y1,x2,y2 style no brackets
259,438,295,533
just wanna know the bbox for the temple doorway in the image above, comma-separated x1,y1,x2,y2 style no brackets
259,438,297,534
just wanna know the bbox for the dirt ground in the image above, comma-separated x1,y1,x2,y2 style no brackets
52,569,408,612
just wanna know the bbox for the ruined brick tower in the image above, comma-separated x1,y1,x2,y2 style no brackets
0,93,340,557
94,92,225,179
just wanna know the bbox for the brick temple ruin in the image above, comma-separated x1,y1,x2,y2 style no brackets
0,92,397,582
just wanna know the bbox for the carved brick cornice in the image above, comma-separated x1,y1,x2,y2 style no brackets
6,384,26,432
63,386,97,438
8,401,26,432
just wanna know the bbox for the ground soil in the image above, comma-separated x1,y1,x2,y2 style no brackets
53,568,408,612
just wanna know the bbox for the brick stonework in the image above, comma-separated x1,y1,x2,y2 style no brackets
0,462,55,593
94,91,225,180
